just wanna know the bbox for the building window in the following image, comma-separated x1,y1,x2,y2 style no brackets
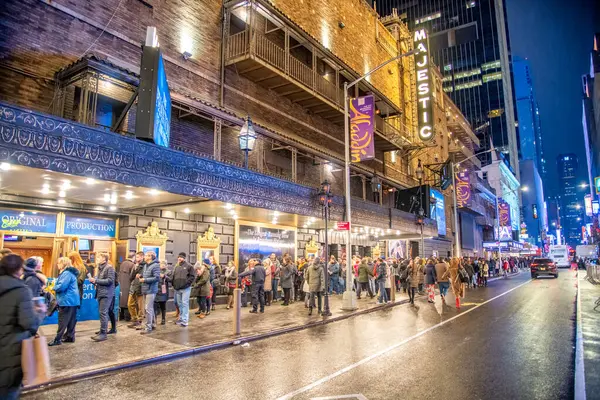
483,172,488,181
415,11,441,25
481,60,501,71
454,79,482,91
442,75,453,82
454,68,481,80
488,108,505,118
482,71,502,83
466,1,476,8
444,64,453,71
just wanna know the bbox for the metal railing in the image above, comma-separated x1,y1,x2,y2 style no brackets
227,30,248,59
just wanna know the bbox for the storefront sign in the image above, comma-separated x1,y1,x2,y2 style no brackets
336,221,350,231
414,29,434,142
595,176,600,194
64,216,116,238
455,171,471,207
593,200,599,215
498,200,511,227
495,226,512,241
350,95,375,162
584,194,592,217
0,208,57,234
237,223,296,269
388,239,406,259
429,189,446,236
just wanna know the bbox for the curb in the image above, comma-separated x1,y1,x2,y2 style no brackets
23,297,411,394
575,270,587,400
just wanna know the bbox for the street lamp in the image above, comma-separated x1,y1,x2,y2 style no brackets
238,115,256,169
341,48,418,311
415,159,425,257
318,180,333,317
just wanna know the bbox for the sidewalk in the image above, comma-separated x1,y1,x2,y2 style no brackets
578,270,600,397
36,290,410,387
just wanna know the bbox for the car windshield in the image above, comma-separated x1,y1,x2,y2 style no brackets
534,258,552,263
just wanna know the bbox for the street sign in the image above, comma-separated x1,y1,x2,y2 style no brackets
336,221,350,231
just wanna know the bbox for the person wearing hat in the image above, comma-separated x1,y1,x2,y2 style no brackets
22,257,47,298
170,252,195,327
191,260,211,319
238,258,266,313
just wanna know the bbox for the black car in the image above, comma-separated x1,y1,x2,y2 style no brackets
530,258,558,279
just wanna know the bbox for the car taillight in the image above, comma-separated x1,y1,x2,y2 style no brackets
531,264,538,268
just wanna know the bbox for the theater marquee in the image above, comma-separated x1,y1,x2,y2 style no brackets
414,29,434,142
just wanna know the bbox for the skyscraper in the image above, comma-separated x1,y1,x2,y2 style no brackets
557,154,582,246
376,0,519,176
513,56,545,176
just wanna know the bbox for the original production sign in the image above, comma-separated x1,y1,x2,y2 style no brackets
414,29,434,142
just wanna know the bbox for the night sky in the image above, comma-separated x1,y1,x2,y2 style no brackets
505,0,598,195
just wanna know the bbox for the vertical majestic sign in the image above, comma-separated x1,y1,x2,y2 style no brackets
136,41,171,147
414,29,433,142
498,200,512,227
350,95,375,162
455,171,471,207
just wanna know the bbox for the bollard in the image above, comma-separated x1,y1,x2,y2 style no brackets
233,288,241,336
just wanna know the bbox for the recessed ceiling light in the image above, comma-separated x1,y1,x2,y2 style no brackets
225,203,233,209
109,206,117,211
124,191,133,200
58,190,66,198
0,163,11,171
232,215,238,220
61,180,71,190
103,193,110,202
396,230,400,235
57,199,66,204
274,211,280,217
41,187,50,195
228,209,236,215
148,189,159,195
110,193,117,205
85,178,96,185
42,183,50,190
184,208,190,214
303,224,307,228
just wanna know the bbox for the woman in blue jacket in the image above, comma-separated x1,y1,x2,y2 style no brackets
49,257,80,346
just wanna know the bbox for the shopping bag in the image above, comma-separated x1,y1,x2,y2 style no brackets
21,335,51,386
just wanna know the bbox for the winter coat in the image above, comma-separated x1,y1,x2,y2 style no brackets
239,265,266,284
53,266,80,307
449,261,465,298
141,260,161,295
408,264,423,288
118,258,134,307
375,262,387,282
328,262,340,277
271,259,281,279
22,267,45,297
304,262,325,292
0,275,43,394
75,264,88,299
154,268,170,303
95,262,115,299
384,264,392,289
171,261,196,290
191,267,211,297
357,262,373,283
482,263,489,276
464,263,474,277
264,264,272,291
224,266,237,288
129,262,144,296
280,263,294,289
424,263,437,285
434,262,449,283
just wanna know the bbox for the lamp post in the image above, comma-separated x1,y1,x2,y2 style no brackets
341,48,418,311
238,115,256,169
415,159,425,257
319,180,333,317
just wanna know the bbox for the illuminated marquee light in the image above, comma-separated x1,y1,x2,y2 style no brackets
414,29,434,142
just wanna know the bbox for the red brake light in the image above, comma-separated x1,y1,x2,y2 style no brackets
531,263,538,267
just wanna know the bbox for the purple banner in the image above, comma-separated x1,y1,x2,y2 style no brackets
498,200,512,227
455,171,471,207
350,95,375,162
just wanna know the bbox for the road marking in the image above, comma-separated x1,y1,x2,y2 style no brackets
310,395,368,400
276,279,532,400
575,270,587,400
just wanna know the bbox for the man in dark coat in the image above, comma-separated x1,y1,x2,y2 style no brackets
118,252,135,320
171,252,195,327
90,252,115,342
0,254,46,399
238,259,265,313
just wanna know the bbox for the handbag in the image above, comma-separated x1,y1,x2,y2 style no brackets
22,334,51,386
302,280,309,292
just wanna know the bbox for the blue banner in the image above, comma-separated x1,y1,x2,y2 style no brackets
42,279,120,325
429,189,446,236
64,215,116,238
154,52,171,148
0,208,57,234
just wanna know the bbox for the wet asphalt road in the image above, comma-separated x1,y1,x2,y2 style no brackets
25,271,578,400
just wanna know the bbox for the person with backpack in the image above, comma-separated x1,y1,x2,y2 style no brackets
398,259,409,293
407,259,422,305
356,258,374,299
424,258,438,304
375,258,388,304
435,258,450,303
